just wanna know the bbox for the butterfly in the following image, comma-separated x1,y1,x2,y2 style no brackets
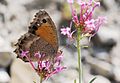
14,9,59,62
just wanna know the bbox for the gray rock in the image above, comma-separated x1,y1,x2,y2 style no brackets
0,69,10,83
86,55,113,77
91,75,111,83
113,66,120,82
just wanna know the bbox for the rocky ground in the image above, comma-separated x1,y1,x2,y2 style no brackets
0,0,120,83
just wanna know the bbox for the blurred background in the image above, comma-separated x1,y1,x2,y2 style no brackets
0,0,120,83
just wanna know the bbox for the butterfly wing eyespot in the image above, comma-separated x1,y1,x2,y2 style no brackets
42,19,47,23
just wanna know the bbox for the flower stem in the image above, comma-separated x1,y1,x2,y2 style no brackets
40,76,43,83
77,28,83,83
25,56,36,70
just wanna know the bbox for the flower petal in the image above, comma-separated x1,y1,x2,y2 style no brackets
20,50,29,57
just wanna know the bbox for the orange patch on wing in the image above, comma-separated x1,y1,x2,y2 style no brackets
35,23,58,48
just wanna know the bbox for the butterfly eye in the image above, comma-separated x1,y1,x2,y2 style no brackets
42,19,47,23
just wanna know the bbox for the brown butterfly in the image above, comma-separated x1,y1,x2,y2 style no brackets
14,9,58,62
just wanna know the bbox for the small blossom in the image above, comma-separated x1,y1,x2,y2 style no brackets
20,50,29,57
34,52,41,58
61,22,76,39
72,9,79,25
55,67,66,73
54,51,63,66
85,19,95,29
93,16,107,35
61,27,71,35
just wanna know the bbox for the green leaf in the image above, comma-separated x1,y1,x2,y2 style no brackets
81,45,89,48
89,77,97,83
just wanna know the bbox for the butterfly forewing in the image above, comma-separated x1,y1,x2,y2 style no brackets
14,9,58,62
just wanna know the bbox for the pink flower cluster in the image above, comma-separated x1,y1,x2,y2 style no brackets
20,51,66,80
61,0,106,39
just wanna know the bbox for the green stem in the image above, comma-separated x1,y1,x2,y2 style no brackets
40,76,43,83
77,28,83,83
74,79,76,83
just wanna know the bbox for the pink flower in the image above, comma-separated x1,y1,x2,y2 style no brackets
54,51,63,66
35,51,65,80
85,19,95,29
20,50,66,80
20,50,29,57
72,9,79,25
93,16,107,34
61,27,71,35
66,0,106,38
61,22,76,39
34,52,41,58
